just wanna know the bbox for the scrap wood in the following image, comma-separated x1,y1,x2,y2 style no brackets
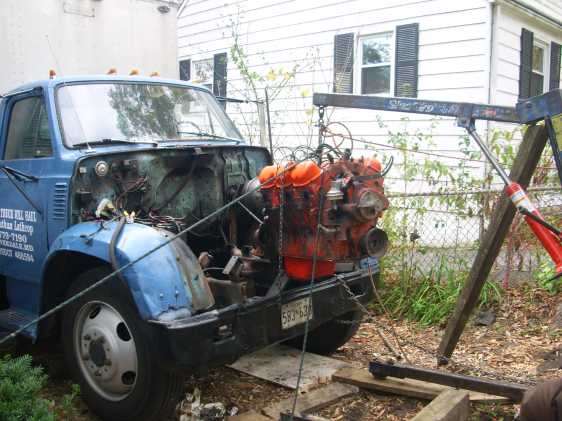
228,410,271,421
279,411,330,421
228,345,349,391
410,389,469,421
262,382,359,419
332,367,510,403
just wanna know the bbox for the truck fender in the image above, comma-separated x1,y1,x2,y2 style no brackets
44,221,214,321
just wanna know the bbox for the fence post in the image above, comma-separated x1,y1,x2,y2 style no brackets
437,125,548,360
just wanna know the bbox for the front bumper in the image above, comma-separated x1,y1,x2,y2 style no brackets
150,270,376,371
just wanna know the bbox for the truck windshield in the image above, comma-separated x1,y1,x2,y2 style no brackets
57,83,243,147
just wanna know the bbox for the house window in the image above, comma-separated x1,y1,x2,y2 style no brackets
192,58,214,91
530,40,547,97
179,59,190,81
359,32,393,95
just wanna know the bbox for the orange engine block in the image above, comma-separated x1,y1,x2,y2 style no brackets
255,157,389,280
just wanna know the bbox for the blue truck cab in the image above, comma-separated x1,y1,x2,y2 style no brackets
0,75,381,420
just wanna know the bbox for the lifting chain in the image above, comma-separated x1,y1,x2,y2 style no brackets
277,170,285,287
335,274,538,387
316,106,326,164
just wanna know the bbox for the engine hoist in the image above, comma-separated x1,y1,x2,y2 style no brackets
313,89,562,277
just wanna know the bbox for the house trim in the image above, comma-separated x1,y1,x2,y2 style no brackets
500,0,562,31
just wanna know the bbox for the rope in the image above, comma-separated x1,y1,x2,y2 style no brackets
0,157,314,346
335,276,539,387
367,266,412,364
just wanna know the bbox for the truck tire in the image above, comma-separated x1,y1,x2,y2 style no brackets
61,266,184,421
285,310,362,355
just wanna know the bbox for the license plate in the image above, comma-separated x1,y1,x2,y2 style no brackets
281,297,313,330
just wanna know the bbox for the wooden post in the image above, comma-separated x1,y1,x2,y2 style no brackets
438,125,548,359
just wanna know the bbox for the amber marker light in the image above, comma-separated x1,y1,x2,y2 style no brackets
129,69,140,76
149,71,160,77
107,68,117,75
49,69,56,79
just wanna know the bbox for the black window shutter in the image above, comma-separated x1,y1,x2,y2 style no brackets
394,23,419,98
549,42,561,91
519,28,533,99
213,53,228,97
179,59,191,81
333,33,354,93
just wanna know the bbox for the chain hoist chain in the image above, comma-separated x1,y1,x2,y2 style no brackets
335,276,538,387
277,174,285,288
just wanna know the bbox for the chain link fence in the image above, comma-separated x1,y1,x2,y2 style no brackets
383,184,561,284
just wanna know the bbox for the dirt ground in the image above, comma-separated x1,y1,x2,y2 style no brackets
36,285,561,420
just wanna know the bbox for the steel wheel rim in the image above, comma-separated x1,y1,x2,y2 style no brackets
74,300,138,401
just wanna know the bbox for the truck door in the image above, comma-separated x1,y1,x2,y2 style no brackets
0,92,53,322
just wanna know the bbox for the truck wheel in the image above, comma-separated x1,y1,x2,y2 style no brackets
61,267,184,421
285,310,362,355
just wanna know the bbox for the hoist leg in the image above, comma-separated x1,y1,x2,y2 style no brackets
438,125,548,360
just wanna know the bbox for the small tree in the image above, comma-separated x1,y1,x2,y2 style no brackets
0,355,54,421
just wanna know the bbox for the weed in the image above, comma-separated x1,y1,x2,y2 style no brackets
56,383,80,419
534,261,560,294
376,256,502,326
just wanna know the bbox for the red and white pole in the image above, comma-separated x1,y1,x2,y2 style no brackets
505,182,562,274
466,126,562,275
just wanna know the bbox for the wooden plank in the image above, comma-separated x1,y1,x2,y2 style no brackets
262,382,359,419
332,367,509,403
228,345,349,391
438,125,548,359
411,390,469,421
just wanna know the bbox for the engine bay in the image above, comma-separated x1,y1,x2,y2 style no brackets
70,145,389,310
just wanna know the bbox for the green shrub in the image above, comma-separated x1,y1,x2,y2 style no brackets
0,355,55,421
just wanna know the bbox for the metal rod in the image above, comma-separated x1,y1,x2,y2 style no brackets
466,126,511,185
369,360,528,402
265,88,273,156
237,201,263,225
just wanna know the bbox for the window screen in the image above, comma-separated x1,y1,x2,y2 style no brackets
360,32,392,95
530,43,545,97
4,96,52,160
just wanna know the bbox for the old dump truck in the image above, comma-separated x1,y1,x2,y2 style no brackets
0,75,389,420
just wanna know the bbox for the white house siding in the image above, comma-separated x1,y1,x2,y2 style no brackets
178,0,503,248
178,0,559,246
0,0,179,93
492,1,562,106
178,0,494,186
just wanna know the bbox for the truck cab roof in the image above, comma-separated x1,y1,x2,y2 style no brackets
3,74,211,97
0,75,245,158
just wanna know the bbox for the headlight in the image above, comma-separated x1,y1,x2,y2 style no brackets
357,190,384,220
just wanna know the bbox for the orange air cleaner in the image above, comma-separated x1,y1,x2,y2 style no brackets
258,165,280,189
365,157,382,173
291,161,322,187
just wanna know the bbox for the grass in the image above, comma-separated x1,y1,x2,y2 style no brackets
374,256,503,327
